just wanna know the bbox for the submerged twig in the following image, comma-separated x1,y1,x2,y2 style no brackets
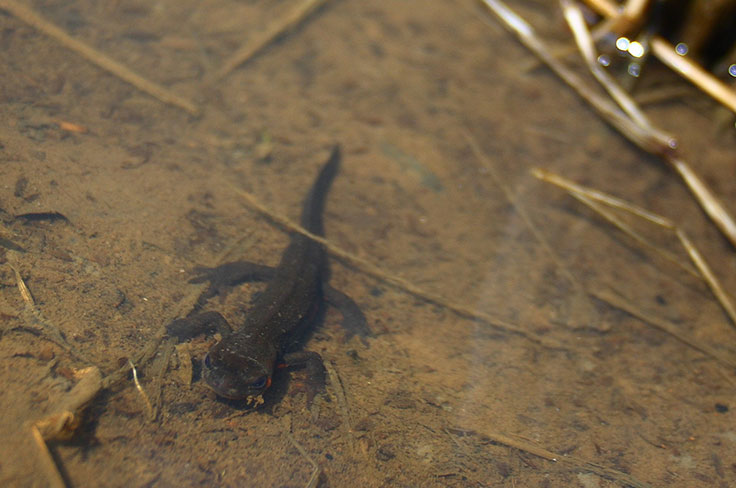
234,185,564,349
533,168,736,330
455,425,653,488
582,0,651,41
675,228,736,329
149,339,175,421
8,263,88,361
667,155,736,250
30,425,66,488
0,0,200,116
477,0,664,153
214,0,332,81
591,288,736,369
532,169,698,278
287,432,322,488
464,132,600,329
31,366,103,488
561,0,671,145
561,0,736,248
34,366,103,441
581,0,619,17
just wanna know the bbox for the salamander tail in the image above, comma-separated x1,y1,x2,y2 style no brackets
300,144,341,234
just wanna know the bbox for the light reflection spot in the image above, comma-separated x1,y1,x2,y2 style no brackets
628,41,645,58
615,37,630,52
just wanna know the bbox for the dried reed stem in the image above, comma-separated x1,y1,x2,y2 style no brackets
234,184,564,349
0,0,200,116
464,132,600,329
128,359,154,419
533,168,736,330
651,36,736,114
214,0,331,80
479,0,736,249
592,288,736,368
30,426,67,488
460,425,654,488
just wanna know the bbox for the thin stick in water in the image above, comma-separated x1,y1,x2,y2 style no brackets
0,0,200,116
214,0,331,81
533,168,736,330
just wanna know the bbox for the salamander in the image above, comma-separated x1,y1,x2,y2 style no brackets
167,145,370,406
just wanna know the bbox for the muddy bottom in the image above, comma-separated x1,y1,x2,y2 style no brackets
1,1,736,487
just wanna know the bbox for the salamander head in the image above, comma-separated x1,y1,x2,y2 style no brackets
202,336,276,404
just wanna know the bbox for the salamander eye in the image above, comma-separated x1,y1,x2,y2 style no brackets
203,354,212,369
251,376,268,389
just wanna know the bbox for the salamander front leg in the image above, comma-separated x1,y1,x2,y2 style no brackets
280,350,327,405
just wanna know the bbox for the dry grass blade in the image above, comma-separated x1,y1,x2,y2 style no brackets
652,35,736,114
149,339,175,421
128,359,154,420
532,168,698,279
581,0,736,248
582,0,619,17
0,0,200,116
675,229,736,329
459,425,654,488
7,263,88,361
323,360,354,448
477,0,668,155
584,0,651,39
10,264,34,305
585,0,736,115
234,185,564,349
479,0,736,250
561,0,673,147
667,156,736,249
532,169,669,226
591,288,736,369
214,0,331,80
287,432,322,488
464,132,600,329
533,168,736,330
574,189,698,279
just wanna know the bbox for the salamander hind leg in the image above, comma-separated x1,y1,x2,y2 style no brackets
324,285,373,346
189,261,276,286
166,311,233,341
189,261,276,307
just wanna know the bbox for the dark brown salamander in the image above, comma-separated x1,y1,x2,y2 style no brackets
167,145,370,405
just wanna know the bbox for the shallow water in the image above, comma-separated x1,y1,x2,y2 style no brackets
1,1,736,487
